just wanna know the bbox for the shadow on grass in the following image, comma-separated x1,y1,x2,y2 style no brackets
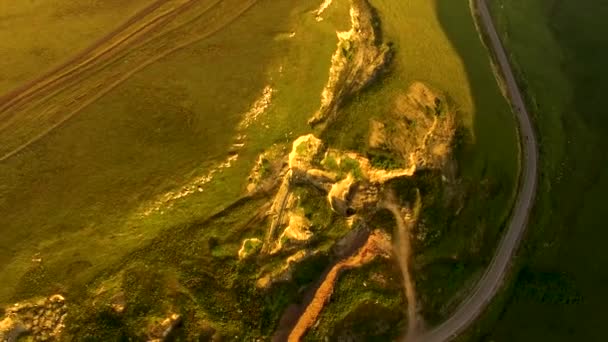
404,0,522,327
467,1,608,341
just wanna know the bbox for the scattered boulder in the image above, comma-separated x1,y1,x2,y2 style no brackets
109,291,126,314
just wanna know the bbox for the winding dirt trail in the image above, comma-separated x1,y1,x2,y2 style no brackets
286,230,392,342
382,194,420,340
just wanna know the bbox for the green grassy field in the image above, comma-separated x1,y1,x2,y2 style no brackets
0,0,521,338
0,0,348,303
463,0,608,340
0,0,154,94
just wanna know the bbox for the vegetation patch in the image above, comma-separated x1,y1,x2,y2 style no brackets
305,258,405,340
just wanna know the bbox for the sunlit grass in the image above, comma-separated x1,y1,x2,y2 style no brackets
0,0,153,94
0,0,349,303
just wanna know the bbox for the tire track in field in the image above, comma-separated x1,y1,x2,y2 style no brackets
0,0,172,112
0,0,259,162
0,0,204,121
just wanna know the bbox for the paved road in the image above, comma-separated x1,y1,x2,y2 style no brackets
418,0,539,341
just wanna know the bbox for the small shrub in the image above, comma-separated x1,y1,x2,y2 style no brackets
369,151,402,170
341,157,364,180
322,154,339,171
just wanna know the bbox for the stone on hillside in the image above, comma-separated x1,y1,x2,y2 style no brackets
238,238,263,260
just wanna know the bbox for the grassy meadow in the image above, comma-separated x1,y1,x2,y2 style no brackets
0,0,154,94
0,0,349,303
459,0,608,341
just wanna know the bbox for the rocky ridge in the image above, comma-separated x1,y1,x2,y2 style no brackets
308,0,392,127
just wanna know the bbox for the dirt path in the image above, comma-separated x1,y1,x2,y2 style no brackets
419,0,539,341
382,195,420,340
286,230,392,341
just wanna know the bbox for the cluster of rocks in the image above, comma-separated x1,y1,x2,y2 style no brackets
240,1,455,301
246,145,287,194
250,132,421,288
0,295,67,341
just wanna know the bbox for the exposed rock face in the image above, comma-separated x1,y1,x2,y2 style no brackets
238,238,263,260
288,134,324,172
147,313,181,342
369,82,456,171
368,120,387,148
247,144,286,194
309,0,392,127
322,149,416,184
258,81,455,285
0,295,67,341
328,174,357,216
238,85,274,130
264,134,325,254
264,172,296,252
281,214,313,243
263,133,420,258
302,169,336,192
269,209,314,255
257,250,320,289
314,0,335,21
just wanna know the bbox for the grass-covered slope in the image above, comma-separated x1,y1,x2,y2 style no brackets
0,0,349,303
0,0,155,94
